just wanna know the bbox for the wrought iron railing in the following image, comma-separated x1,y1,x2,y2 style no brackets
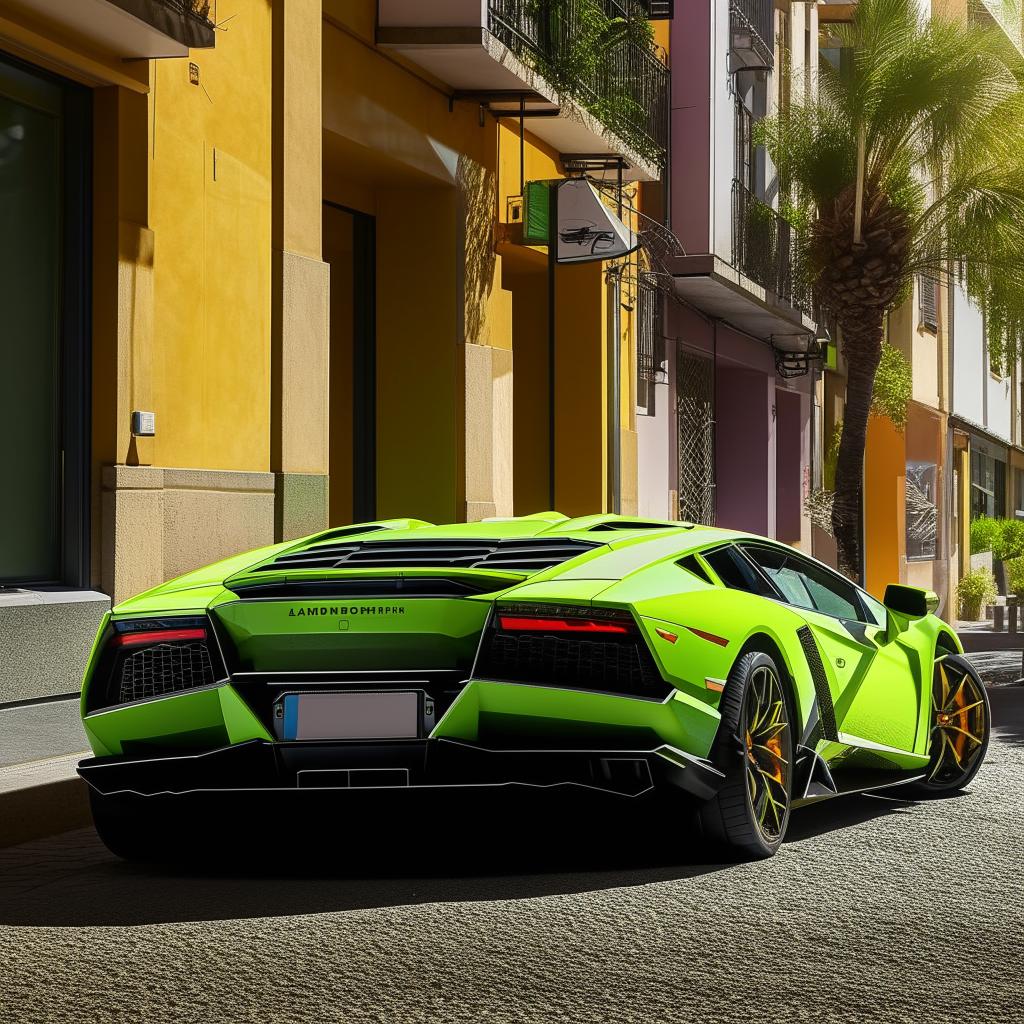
487,0,670,166
729,0,774,64
637,274,663,383
731,180,811,313
163,0,216,27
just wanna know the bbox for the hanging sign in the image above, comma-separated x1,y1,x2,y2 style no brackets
555,179,638,264
522,179,639,263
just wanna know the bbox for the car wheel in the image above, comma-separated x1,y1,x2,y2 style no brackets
904,653,990,797
699,650,794,859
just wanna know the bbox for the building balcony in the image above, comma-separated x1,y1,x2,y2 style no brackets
377,0,669,180
6,0,214,59
729,0,774,70
664,181,815,352
731,179,810,316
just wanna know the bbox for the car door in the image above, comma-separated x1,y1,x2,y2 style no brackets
739,544,920,753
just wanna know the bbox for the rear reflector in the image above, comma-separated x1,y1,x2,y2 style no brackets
111,627,207,648
686,626,729,648
498,615,630,634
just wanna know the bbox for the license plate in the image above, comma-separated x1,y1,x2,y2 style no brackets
281,691,420,741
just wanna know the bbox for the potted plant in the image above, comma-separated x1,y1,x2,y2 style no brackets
957,568,997,622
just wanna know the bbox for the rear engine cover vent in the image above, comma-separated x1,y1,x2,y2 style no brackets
261,538,600,573
586,521,684,532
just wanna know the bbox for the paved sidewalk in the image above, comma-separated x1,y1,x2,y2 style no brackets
0,697,89,847
0,697,87,768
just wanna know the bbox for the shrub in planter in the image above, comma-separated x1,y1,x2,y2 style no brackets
1006,556,1024,598
996,518,1024,561
958,568,997,621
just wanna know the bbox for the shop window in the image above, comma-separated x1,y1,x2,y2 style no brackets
0,55,90,586
970,448,1006,520
1013,467,1024,518
906,461,938,561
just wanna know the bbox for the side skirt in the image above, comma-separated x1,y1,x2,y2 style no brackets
791,765,925,809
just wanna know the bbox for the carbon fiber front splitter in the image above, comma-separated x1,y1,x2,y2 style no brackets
77,738,724,801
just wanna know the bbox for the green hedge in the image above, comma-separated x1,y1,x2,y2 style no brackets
969,516,1024,559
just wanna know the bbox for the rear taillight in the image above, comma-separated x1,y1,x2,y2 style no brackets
111,627,207,648
497,615,629,634
84,617,221,712
493,604,636,634
475,603,668,699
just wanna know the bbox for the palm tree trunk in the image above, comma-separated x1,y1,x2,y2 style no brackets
832,312,885,580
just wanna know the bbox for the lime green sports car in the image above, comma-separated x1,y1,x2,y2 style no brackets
78,512,991,860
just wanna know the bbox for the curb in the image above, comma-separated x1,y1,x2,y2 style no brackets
0,754,91,848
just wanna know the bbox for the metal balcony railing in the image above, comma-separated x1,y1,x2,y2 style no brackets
487,0,670,165
159,0,216,29
731,180,811,313
729,0,774,67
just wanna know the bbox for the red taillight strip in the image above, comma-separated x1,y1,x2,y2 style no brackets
112,628,207,648
498,615,630,634
686,626,729,648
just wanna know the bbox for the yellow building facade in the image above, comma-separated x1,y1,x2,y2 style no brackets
0,1,669,702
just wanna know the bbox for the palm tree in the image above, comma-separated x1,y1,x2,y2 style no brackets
759,0,1024,578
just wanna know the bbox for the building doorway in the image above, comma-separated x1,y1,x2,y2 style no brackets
323,202,376,524
0,53,90,586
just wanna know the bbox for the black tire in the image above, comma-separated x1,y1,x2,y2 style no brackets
699,649,794,859
903,652,990,798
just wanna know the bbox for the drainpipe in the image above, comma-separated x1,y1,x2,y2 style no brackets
548,180,560,510
608,269,622,514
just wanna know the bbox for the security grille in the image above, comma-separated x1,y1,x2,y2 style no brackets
637,275,664,384
676,350,715,525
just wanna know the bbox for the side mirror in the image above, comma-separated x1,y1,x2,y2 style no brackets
884,584,938,618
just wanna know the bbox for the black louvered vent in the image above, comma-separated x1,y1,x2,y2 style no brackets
796,625,838,741
261,538,599,573
918,273,939,331
586,520,680,532
118,642,216,704
647,0,674,19
476,613,670,701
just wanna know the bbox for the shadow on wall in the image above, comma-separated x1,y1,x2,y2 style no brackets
458,154,498,348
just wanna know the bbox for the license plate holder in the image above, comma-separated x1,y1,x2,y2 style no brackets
277,690,422,741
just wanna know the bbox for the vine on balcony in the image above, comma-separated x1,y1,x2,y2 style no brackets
523,0,662,164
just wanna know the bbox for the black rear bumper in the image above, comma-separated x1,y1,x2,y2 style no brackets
78,738,724,801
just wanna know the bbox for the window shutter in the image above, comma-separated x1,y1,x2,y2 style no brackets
918,274,939,330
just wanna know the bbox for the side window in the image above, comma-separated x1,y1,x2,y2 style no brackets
703,545,776,598
743,545,864,622
741,545,814,606
860,591,888,628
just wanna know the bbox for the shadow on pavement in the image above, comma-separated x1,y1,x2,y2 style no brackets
4,685,1019,929
0,782,911,928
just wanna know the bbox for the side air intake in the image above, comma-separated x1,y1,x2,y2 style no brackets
796,625,838,742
